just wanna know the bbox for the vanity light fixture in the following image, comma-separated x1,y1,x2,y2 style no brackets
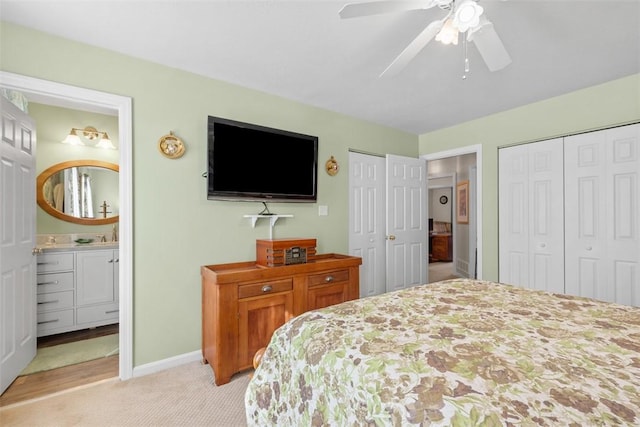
62,126,116,150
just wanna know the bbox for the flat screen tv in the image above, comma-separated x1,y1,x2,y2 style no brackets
207,116,318,202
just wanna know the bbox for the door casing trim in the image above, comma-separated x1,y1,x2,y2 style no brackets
0,71,133,380
422,144,482,280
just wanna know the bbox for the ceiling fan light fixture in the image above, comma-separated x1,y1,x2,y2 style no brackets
453,0,483,32
435,18,459,45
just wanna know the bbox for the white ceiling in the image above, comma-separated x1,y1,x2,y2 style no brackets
1,0,639,135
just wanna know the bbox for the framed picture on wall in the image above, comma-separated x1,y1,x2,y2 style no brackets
456,180,469,224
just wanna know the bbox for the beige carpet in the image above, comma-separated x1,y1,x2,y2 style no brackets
429,261,459,283
21,334,119,376
1,361,250,426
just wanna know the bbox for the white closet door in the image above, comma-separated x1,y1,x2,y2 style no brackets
499,139,564,292
348,152,386,298
564,124,639,306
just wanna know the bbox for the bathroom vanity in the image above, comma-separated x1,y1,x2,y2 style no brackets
37,243,119,337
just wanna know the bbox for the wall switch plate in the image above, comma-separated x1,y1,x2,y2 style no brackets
318,205,328,216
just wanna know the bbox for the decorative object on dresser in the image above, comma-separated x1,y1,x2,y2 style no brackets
256,238,317,267
201,253,361,385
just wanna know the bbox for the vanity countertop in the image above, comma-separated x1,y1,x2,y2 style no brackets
38,242,119,253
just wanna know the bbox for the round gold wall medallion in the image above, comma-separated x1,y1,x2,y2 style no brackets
325,156,339,176
158,132,185,159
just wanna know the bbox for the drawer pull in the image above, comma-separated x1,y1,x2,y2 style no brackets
325,275,334,282
38,280,59,286
38,319,59,325
261,285,272,293
108,259,114,263
105,309,119,314
37,261,59,266
38,300,59,305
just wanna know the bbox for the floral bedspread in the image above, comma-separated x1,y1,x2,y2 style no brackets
245,279,640,426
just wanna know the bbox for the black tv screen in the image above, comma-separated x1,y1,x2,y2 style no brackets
207,116,318,202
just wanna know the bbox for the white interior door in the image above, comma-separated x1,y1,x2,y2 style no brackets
564,124,640,306
348,152,386,298
386,154,428,292
499,138,564,292
1,96,37,394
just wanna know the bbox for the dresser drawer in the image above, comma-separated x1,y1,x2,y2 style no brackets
238,278,293,299
308,269,349,287
37,271,74,293
37,290,74,313
77,303,119,325
37,252,74,273
37,309,74,334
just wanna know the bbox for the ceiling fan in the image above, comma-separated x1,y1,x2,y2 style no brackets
339,0,512,77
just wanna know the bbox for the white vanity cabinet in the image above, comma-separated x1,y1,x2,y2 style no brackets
36,247,119,337
76,249,119,326
36,252,76,336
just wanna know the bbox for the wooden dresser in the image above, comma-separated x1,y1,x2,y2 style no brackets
201,253,361,385
431,233,453,262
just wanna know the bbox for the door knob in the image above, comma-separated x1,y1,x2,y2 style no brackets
387,235,396,240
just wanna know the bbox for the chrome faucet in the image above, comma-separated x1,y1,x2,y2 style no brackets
97,234,107,243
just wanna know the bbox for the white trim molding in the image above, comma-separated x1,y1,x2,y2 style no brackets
132,351,203,378
422,144,483,280
0,71,134,381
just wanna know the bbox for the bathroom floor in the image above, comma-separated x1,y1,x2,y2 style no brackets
0,324,119,407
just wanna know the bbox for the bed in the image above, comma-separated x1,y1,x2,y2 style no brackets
245,279,640,426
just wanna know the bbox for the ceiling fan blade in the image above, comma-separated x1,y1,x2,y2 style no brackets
467,18,512,71
380,19,444,77
339,0,440,19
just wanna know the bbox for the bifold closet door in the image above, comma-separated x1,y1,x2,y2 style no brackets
564,124,640,306
498,138,564,292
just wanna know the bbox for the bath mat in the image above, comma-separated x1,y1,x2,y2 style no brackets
20,334,119,375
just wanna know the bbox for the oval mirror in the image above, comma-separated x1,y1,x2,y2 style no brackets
37,160,119,225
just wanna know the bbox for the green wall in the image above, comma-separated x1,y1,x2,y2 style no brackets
31,103,119,236
419,73,640,281
1,22,417,366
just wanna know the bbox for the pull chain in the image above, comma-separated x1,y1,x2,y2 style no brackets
462,33,470,79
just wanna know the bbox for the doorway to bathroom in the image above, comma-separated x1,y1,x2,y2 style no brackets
0,71,132,405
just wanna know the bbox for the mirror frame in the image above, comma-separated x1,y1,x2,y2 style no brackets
37,159,120,225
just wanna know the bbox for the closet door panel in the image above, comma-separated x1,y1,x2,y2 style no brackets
499,138,564,292
499,147,529,286
576,257,598,300
565,124,639,306
528,139,564,293
609,125,639,306
565,133,607,300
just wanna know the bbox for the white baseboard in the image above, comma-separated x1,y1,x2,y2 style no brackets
132,350,202,378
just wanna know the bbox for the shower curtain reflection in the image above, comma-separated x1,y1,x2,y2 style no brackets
62,167,94,218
